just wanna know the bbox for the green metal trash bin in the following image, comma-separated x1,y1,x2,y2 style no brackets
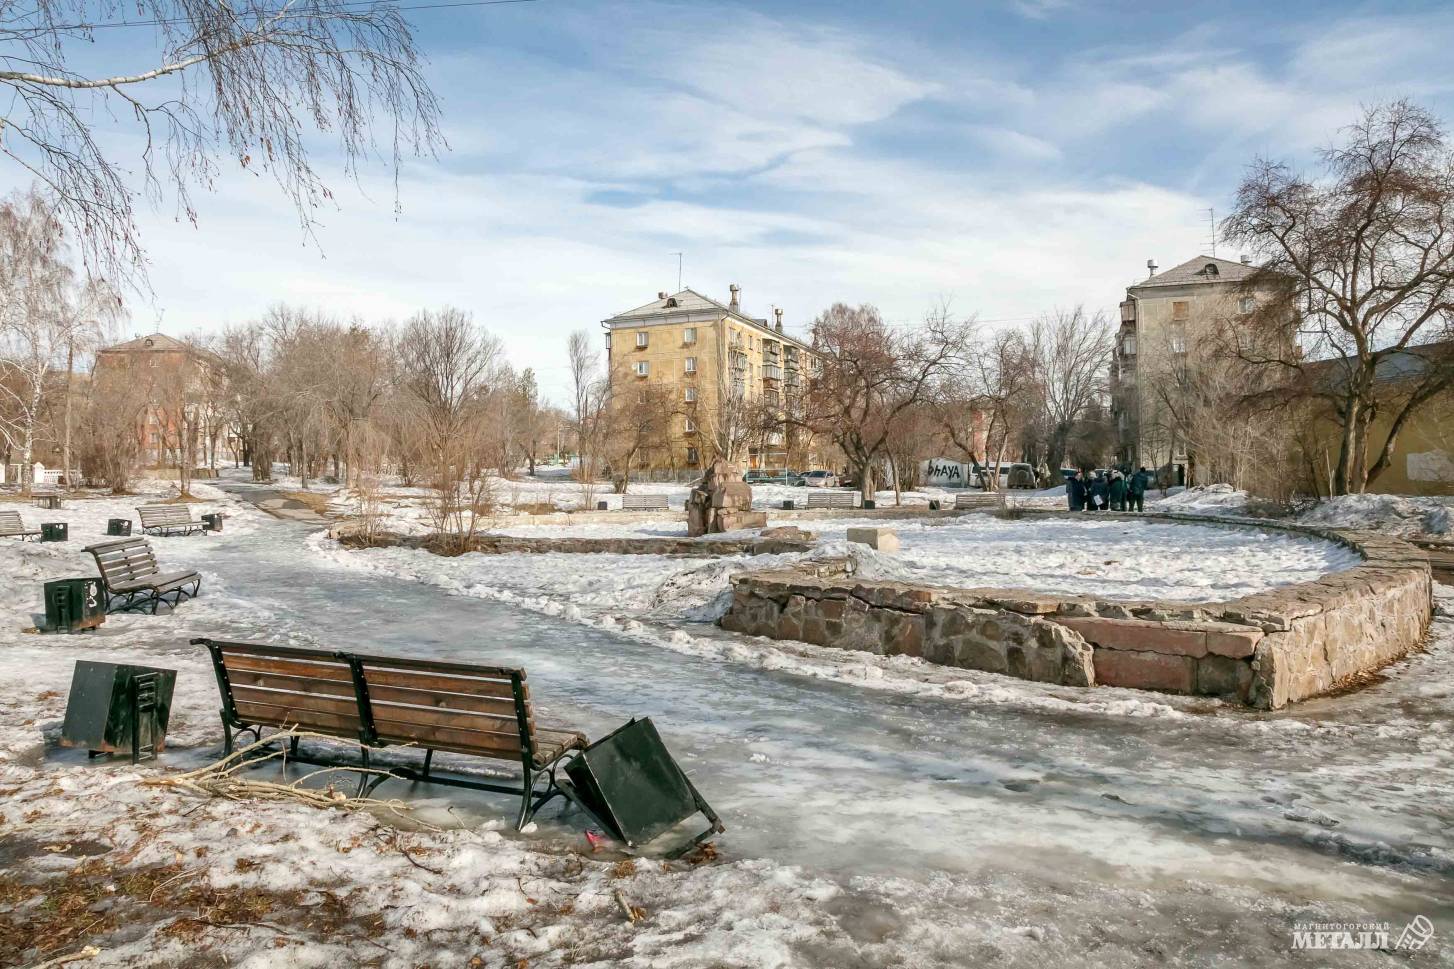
559,717,723,854
107,518,132,536
201,512,224,532
60,661,176,763
40,522,68,543
43,578,106,633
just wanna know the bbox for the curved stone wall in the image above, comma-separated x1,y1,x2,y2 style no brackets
719,513,1433,708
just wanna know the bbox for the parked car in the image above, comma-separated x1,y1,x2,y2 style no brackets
743,469,805,486
800,470,839,488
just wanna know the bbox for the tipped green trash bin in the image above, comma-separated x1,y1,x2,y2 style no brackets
559,717,723,854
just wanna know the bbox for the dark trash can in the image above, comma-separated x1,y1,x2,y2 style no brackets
43,577,106,633
560,717,723,854
60,661,176,763
40,522,68,543
596,500,609,511
862,499,876,510
928,499,941,511
781,499,795,510
34,494,61,510
201,512,224,532
107,518,132,536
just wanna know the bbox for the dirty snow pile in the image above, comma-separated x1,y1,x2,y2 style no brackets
1297,493,1452,537
1146,483,1251,516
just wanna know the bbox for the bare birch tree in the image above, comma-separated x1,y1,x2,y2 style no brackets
1,0,443,281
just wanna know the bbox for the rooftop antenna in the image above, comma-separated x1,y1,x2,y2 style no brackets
670,252,684,292
1205,207,1217,258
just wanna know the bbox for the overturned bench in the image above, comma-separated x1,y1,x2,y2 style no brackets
0,510,40,541
86,537,201,613
953,492,1001,510
620,494,670,511
137,504,209,536
197,639,588,829
805,491,858,509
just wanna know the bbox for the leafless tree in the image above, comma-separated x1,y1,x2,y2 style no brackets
0,188,69,490
1028,306,1114,469
604,384,673,492
1223,99,1454,494
566,329,609,486
0,0,443,282
802,303,973,502
970,328,1038,489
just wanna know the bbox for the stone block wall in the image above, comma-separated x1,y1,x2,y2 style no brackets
719,517,1433,708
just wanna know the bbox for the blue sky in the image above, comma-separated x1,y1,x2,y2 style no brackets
108,0,1454,400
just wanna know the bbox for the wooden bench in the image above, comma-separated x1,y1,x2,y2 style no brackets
953,492,1001,510
196,638,589,828
620,494,669,511
0,510,40,541
86,537,202,613
805,491,857,509
137,504,210,536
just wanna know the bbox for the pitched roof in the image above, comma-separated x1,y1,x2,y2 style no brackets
604,288,762,325
1129,255,1261,292
603,288,816,352
99,332,190,353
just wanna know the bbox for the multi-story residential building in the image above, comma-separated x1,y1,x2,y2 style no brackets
93,332,236,469
1110,255,1280,483
602,285,818,473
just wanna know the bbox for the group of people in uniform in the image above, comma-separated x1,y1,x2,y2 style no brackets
1067,467,1152,512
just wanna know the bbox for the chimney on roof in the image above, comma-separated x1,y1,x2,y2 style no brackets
1146,258,1157,278
1240,254,1251,265
658,291,668,300
774,307,784,333
728,283,741,311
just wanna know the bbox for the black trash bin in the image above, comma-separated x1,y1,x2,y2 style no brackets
781,499,795,510
596,500,609,511
107,518,132,536
201,512,224,532
60,661,176,763
40,522,68,542
560,717,723,855
862,499,876,510
928,499,941,511
43,578,106,633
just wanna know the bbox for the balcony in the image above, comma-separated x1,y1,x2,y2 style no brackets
1120,299,1136,324
763,364,782,381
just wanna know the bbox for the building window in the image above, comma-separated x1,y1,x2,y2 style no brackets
1121,335,1136,356
1238,296,1256,314
635,361,649,377
1171,301,1190,321
1170,323,1187,355
684,356,697,373
636,332,649,348
684,386,697,402
684,416,696,433
686,447,699,465
683,327,696,345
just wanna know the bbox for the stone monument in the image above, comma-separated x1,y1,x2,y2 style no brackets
687,459,768,536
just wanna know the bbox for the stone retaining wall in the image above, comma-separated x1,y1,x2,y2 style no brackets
342,530,811,557
719,515,1432,708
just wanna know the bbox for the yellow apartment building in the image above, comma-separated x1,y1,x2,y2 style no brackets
602,285,818,473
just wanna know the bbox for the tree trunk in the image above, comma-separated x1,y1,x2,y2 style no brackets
62,342,75,488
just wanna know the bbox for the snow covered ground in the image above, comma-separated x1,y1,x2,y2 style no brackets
395,513,1361,605
1,476,1452,966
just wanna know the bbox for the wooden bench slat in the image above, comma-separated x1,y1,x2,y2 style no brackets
371,720,525,756
231,685,361,718
232,699,361,733
225,669,360,700
366,682,521,718
359,668,523,700
368,699,522,733
222,653,356,683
